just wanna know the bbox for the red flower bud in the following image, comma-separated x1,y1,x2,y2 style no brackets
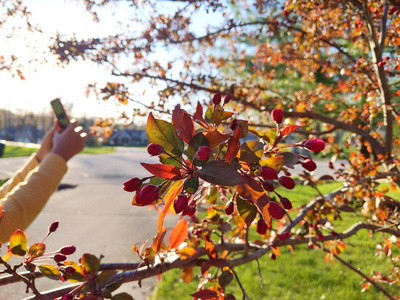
317,233,325,241
262,180,275,192
230,119,238,131
54,253,67,262
304,138,325,152
269,202,285,219
280,197,292,210
212,92,222,105
278,231,290,241
256,218,268,235
195,146,210,160
224,94,231,104
60,294,74,300
65,266,76,275
260,166,278,180
123,177,142,192
270,252,276,260
147,143,164,156
48,221,59,234
174,194,189,214
378,61,386,67
225,199,235,215
183,203,196,216
271,108,283,124
302,159,317,172
59,245,76,255
278,176,295,190
135,185,160,205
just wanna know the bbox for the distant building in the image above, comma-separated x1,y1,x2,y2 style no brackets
108,129,148,146
0,125,45,143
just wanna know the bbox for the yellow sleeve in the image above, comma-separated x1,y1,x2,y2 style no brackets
0,153,39,198
0,153,68,243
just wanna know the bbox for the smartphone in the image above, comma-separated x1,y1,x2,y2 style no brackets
50,98,70,129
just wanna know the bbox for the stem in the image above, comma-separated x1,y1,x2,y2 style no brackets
321,247,395,300
230,267,252,300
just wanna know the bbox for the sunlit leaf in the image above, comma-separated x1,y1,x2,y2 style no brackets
187,132,209,161
158,180,183,232
81,253,100,276
168,219,188,249
28,243,46,260
225,126,242,162
260,156,284,171
205,240,217,259
140,163,182,180
9,230,28,256
182,266,193,284
196,160,247,186
205,105,234,125
153,227,167,252
177,247,197,258
236,196,257,227
280,125,300,137
38,264,61,280
172,104,195,144
146,113,184,163
239,140,264,164
204,130,230,148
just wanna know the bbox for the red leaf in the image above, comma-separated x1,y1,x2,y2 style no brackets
204,130,230,148
190,289,218,299
141,163,182,180
168,219,188,249
194,101,206,124
225,126,242,162
280,125,300,137
172,105,195,144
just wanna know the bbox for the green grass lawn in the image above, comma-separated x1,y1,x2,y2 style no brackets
1,145,115,158
151,182,399,300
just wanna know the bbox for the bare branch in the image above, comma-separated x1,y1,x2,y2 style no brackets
321,247,396,300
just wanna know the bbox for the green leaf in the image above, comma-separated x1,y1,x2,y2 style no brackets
196,160,247,186
184,177,199,194
281,152,298,169
205,105,234,125
236,196,257,227
9,230,28,256
239,140,264,163
218,269,234,287
146,113,184,164
28,243,46,260
81,253,100,276
38,264,61,280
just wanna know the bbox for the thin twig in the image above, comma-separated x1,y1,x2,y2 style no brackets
230,266,252,300
321,247,395,300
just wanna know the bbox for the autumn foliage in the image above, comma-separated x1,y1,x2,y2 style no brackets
1,0,400,299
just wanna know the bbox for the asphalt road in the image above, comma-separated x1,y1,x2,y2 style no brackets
0,147,342,299
0,147,175,300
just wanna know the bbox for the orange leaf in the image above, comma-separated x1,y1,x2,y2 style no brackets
168,219,188,249
225,126,242,162
280,125,300,137
172,105,195,144
141,163,182,180
397,90,400,97
9,229,28,256
271,247,281,256
177,246,197,258
152,227,167,252
237,178,271,227
182,266,193,284
204,130,230,148
205,239,218,259
158,180,183,232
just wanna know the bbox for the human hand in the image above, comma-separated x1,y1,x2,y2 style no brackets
36,126,57,162
51,120,88,162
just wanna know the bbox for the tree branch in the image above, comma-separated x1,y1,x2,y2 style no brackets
321,246,396,300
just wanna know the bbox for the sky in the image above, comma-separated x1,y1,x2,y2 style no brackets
0,0,137,120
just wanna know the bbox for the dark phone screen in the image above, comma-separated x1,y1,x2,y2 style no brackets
50,99,69,129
